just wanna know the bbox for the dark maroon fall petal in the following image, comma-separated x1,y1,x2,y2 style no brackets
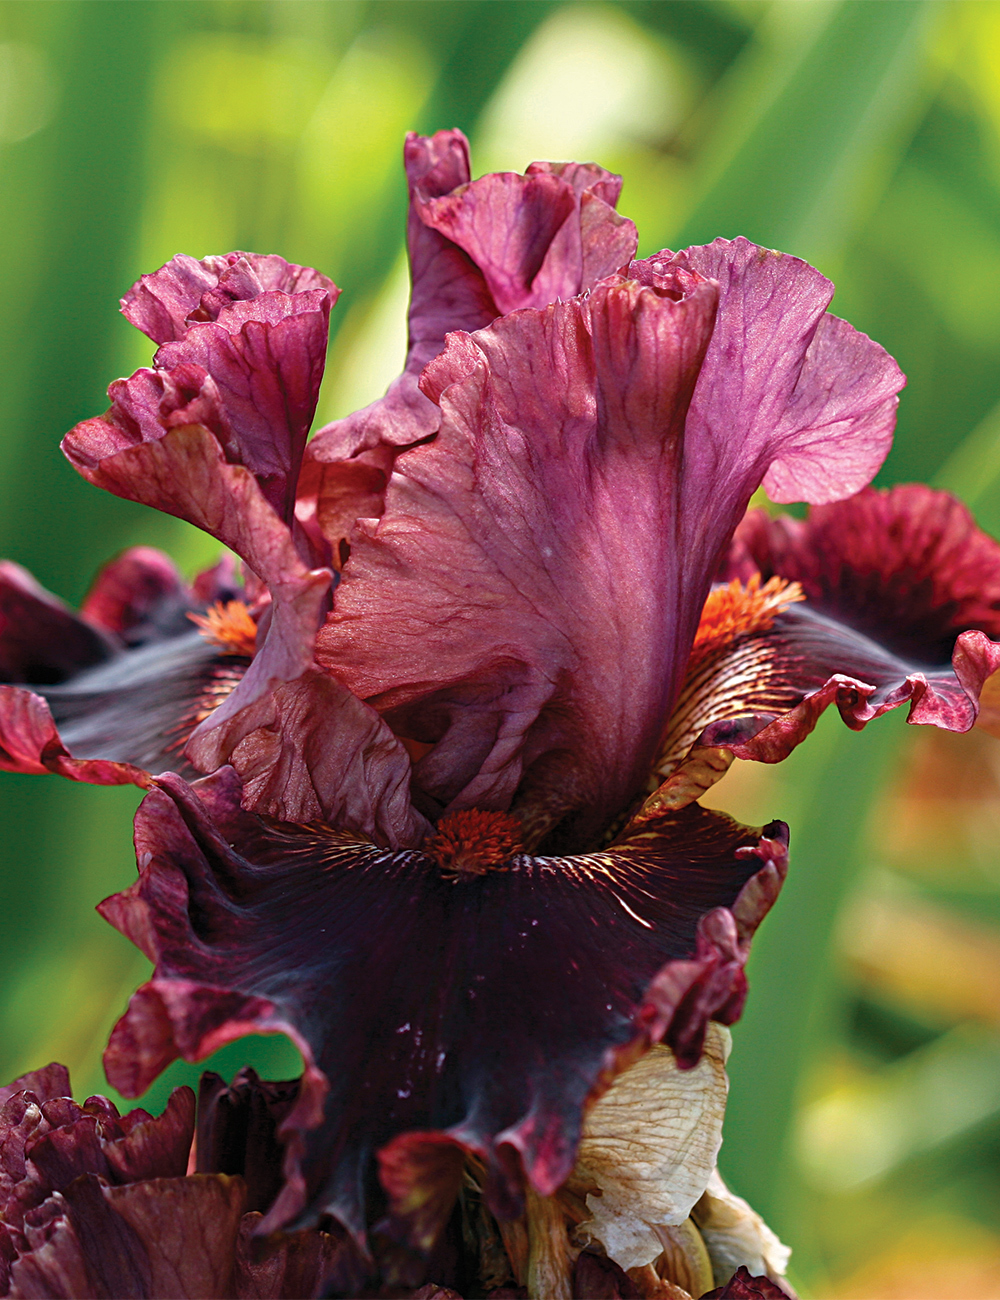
99,767,787,1248
233,1211,362,1300
0,547,260,785
0,563,114,686
572,1250,642,1298
7,1173,247,1300
196,1069,300,1215
694,613,1000,766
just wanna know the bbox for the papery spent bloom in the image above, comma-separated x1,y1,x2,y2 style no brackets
1,129,997,1298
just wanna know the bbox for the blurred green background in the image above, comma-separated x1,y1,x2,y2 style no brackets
2,1,1000,1295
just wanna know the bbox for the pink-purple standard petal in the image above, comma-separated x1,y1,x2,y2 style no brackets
66,276,336,527
302,130,639,555
311,239,904,852
121,251,336,347
61,263,340,801
316,273,718,849
631,238,904,536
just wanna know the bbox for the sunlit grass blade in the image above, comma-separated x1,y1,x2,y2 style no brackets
674,0,936,262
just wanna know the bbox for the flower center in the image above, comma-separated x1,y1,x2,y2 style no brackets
189,600,258,657
423,809,525,878
692,574,804,658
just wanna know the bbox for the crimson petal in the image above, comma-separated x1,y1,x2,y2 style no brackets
316,274,718,849
699,1265,791,1299
99,767,787,1243
0,1070,194,1254
121,250,336,347
680,486,1000,766
303,131,638,552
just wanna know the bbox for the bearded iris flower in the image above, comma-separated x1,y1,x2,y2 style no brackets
0,131,996,1299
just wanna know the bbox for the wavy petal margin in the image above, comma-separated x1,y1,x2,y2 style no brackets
99,767,786,1249
121,251,337,349
659,486,1000,781
0,1061,358,1299
635,239,905,512
302,130,638,553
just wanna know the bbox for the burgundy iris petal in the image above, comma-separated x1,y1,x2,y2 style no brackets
316,275,717,849
634,239,904,510
98,767,786,1242
0,562,114,686
121,250,336,347
64,276,336,530
700,1265,792,1299
0,1064,356,1299
729,483,1000,655
689,486,1000,764
61,263,341,789
0,549,253,785
79,547,194,647
302,130,639,554
0,135,926,1296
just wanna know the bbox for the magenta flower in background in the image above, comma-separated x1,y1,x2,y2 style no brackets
0,130,996,1298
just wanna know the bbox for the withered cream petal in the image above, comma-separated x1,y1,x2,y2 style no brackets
572,1024,730,1273
692,1169,792,1292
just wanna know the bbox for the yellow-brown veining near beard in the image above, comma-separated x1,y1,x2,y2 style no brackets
652,577,808,786
163,659,249,759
